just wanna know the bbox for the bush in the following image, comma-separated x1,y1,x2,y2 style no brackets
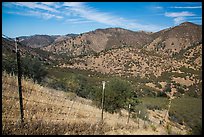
2,57,18,74
150,124,157,131
191,123,202,135
75,74,90,98
2,53,47,84
65,92,77,101
132,104,149,121
163,83,171,93
21,57,48,83
143,88,157,97
146,104,162,110
177,87,185,94
157,91,167,97
101,78,134,113
48,79,69,91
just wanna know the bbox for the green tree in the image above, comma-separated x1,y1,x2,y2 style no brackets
2,57,18,74
163,83,171,93
102,78,134,113
2,53,47,83
75,74,89,98
21,57,48,83
49,79,68,91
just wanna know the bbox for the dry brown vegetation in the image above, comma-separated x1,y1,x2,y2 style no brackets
42,28,153,57
2,71,189,135
59,45,201,88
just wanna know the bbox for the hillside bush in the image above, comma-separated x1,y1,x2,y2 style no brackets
2,54,47,83
132,104,149,120
48,79,69,92
22,57,48,83
101,78,135,113
75,74,90,98
2,57,18,74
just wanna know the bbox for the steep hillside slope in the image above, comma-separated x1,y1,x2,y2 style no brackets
146,22,202,56
58,42,202,97
42,28,153,57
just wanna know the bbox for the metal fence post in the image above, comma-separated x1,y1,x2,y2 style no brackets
101,81,106,122
138,110,141,128
127,104,131,124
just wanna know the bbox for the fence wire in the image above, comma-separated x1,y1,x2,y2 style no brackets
2,81,104,125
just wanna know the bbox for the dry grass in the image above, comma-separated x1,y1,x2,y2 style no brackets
2,71,138,135
2,71,188,135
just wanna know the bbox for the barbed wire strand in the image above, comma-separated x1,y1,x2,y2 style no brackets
2,94,100,118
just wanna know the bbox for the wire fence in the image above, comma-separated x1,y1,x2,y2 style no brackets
2,78,112,124
2,68,189,135
3,73,147,134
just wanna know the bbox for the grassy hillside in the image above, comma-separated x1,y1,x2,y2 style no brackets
2,71,189,135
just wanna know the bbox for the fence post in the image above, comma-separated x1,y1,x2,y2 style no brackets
127,104,131,124
144,115,146,128
16,38,24,124
164,83,176,126
101,81,105,122
138,110,141,128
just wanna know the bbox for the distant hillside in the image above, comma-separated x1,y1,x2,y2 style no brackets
42,27,153,57
41,22,202,59
17,34,78,48
2,37,63,66
146,22,202,56
17,35,58,48
54,22,202,97
2,22,202,98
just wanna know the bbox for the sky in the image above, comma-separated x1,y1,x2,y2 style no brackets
2,2,202,38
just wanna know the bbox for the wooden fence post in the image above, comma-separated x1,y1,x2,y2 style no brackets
16,38,24,124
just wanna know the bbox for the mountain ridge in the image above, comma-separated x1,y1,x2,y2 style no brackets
14,22,201,56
